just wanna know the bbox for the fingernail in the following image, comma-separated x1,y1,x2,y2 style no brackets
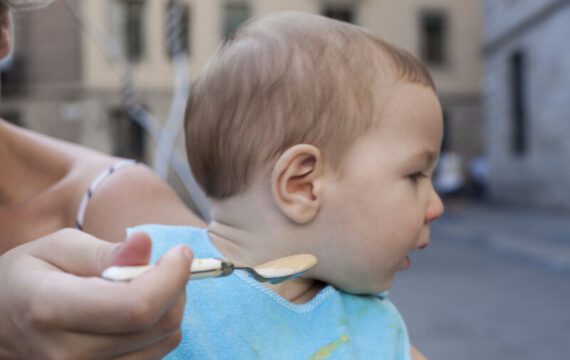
182,246,192,261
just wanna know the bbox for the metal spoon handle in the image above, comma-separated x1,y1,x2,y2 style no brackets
101,258,234,282
191,258,234,279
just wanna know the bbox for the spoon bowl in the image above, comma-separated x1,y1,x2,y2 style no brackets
234,254,318,284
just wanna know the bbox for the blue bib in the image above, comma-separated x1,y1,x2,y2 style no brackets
133,225,411,360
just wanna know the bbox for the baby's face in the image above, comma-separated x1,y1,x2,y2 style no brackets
313,82,444,294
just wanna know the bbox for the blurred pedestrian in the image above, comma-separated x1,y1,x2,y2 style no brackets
469,154,489,201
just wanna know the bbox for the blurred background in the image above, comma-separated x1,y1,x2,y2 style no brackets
1,0,569,358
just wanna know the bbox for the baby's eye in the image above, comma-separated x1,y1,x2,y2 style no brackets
408,172,428,184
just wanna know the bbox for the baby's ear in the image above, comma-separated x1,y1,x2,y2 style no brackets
271,144,324,224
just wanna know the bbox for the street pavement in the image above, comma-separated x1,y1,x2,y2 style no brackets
390,201,570,360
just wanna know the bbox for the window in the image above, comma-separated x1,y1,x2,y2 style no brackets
166,0,191,58
111,0,147,62
0,56,26,98
223,2,250,40
110,108,146,161
125,0,146,61
510,51,527,156
321,5,355,24
420,10,447,66
0,111,22,126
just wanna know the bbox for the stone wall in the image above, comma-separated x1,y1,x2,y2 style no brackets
484,0,570,208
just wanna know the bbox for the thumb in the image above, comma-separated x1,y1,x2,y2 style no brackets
107,231,152,267
28,229,150,277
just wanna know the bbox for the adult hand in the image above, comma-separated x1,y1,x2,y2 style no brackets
0,228,192,360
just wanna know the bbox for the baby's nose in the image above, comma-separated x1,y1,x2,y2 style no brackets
425,189,444,223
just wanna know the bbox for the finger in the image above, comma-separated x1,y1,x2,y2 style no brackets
29,245,192,333
26,229,124,276
102,293,185,358
52,292,186,359
42,296,184,359
112,329,183,360
109,232,152,267
29,229,152,276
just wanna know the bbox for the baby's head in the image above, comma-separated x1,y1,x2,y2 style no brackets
185,12,444,294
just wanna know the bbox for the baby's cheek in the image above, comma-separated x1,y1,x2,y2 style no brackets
413,209,427,230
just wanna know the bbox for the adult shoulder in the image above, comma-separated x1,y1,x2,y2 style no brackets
81,162,206,243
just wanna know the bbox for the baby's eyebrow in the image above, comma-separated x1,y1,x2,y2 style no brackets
409,150,438,166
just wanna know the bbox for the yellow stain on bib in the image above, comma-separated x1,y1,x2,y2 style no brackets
309,335,349,360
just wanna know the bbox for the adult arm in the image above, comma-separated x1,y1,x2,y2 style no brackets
82,164,207,243
0,228,192,360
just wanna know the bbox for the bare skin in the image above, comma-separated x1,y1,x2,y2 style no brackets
0,2,204,251
0,118,205,359
208,83,442,359
412,346,429,360
82,161,207,242
0,229,193,359
0,3,204,358
0,120,205,253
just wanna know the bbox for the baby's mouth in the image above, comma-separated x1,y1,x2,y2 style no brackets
401,240,430,271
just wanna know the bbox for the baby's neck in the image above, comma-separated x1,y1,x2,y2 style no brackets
207,220,267,267
207,220,322,304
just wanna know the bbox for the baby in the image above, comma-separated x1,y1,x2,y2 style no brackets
137,12,443,359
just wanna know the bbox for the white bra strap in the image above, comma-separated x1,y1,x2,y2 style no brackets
75,160,138,230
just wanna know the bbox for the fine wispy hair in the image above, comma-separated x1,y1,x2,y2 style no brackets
185,12,434,199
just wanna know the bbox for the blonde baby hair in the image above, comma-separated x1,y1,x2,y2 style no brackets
185,12,434,199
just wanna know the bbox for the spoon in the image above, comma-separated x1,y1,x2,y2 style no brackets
102,254,318,285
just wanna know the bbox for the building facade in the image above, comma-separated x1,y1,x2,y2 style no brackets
0,0,482,204
483,0,570,208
